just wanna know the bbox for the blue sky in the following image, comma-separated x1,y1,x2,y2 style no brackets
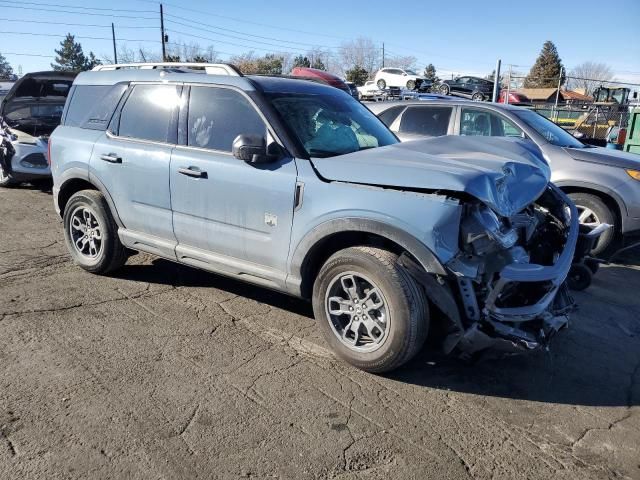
2,0,639,85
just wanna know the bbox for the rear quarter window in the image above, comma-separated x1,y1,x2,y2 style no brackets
64,84,128,130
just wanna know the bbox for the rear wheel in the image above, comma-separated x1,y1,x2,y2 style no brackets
63,190,128,274
406,80,416,90
471,92,485,101
312,246,429,373
439,84,450,95
568,192,616,256
377,79,386,90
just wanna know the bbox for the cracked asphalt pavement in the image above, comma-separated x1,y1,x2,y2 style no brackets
1,185,639,479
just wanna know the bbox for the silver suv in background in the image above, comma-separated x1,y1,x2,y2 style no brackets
369,100,640,255
50,63,577,372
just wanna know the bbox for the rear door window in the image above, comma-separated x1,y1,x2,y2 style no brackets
117,84,181,143
187,86,266,152
460,108,523,137
64,84,127,130
399,106,452,136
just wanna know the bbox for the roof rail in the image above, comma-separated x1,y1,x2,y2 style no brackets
92,62,242,76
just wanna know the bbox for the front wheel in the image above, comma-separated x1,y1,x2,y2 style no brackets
377,79,386,90
406,80,416,90
63,190,128,274
471,92,485,101
568,192,617,256
312,246,429,373
439,84,450,95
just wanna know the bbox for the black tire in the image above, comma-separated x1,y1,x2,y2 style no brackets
568,192,616,256
567,263,592,291
439,84,449,95
406,80,416,90
0,163,17,187
312,246,429,373
63,190,128,274
377,79,386,90
471,92,484,101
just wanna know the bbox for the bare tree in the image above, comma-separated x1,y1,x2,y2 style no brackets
338,37,380,77
568,61,615,95
385,55,417,71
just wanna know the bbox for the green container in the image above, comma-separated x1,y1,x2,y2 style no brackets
624,107,640,154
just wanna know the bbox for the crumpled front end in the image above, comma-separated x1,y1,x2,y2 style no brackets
403,183,578,357
447,184,578,356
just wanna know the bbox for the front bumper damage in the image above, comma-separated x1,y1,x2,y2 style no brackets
401,185,579,357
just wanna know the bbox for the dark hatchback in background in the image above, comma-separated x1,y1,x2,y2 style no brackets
438,76,495,101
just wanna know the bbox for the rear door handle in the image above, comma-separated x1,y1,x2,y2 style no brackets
178,166,207,179
100,153,122,164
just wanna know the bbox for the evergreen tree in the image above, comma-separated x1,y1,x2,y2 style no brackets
345,65,369,86
292,55,311,68
51,34,101,72
423,63,438,83
0,52,14,79
524,41,565,88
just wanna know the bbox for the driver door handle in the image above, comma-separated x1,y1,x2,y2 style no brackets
100,153,122,164
178,166,208,179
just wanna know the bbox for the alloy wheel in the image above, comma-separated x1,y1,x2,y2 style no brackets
577,206,601,228
325,271,389,352
69,206,104,258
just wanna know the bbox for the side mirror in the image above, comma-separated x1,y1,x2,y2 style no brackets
232,134,270,164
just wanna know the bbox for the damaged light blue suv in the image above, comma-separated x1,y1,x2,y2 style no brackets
50,63,578,372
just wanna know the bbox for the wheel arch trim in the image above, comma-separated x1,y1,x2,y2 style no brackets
287,217,447,297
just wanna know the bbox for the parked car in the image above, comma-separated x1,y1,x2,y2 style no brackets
369,99,640,254
290,67,352,96
51,62,577,372
344,81,359,100
357,81,385,101
498,90,532,105
437,76,495,101
0,71,76,187
374,68,429,91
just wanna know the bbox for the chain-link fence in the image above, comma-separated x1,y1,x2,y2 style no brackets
531,104,630,141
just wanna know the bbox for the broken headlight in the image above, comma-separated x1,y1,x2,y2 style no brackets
461,204,519,256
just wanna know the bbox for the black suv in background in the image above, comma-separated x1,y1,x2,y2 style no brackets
438,76,495,101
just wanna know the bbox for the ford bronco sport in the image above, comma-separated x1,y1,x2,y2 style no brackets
50,63,578,372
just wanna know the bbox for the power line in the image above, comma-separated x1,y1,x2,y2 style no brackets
0,3,157,19
164,13,339,49
133,0,350,40
0,30,161,43
0,0,155,13
2,52,56,58
0,17,157,29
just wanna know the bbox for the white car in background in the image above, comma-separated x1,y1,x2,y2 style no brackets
357,81,385,101
374,68,428,91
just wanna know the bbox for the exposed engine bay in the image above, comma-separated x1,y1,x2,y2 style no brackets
403,184,579,358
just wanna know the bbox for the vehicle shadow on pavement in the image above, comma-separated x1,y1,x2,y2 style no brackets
389,262,640,407
111,257,314,318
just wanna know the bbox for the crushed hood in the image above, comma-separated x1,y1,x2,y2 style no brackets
564,145,640,170
311,136,551,217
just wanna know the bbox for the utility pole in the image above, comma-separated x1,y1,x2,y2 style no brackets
554,66,564,113
505,64,512,104
111,23,118,64
381,43,385,68
160,3,167,62
491,59,501,102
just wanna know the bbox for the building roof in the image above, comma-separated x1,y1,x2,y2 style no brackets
560,89,593,101
515,88,558,101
